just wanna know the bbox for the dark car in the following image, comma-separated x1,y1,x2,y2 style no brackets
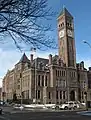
0,108,2,114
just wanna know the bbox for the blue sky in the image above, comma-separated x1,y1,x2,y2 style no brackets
0,0,91,86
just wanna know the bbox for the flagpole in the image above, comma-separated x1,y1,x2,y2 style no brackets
31,48,37,104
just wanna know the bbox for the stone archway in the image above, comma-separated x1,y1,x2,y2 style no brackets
70,90,75,101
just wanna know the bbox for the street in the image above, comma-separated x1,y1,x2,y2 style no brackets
0,109,91,120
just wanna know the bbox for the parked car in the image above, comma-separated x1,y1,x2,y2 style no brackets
13,104,24,110
59,101,79,110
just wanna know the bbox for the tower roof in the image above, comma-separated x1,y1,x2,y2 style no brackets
58,7,73,18
18,53,30,63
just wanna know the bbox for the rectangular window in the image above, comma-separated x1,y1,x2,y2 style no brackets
58,70,59,77
74,72,75,77
56,70,57,76
49,92,51,99
38,75,40,80
37,75,40,86
20,73,22,78
38,90,40,99
45,76,47,86
64,71,65,76
60,71,61,76
41,76,44,86
56,91,58,99
60,91,62,99
62,71,63,76
63,91,65,99
38,79,40,86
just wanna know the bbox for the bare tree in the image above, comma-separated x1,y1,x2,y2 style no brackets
0,0,56,51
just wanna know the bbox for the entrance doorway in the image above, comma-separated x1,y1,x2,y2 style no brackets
70,90,75,101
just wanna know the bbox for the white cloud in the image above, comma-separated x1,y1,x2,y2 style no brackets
76,53,91,69
84,59,91,70
0,49,22,87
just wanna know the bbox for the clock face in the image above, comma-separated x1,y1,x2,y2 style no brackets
59,29,64,38
67,29,73,37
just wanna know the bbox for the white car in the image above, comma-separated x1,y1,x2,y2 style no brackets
13,104,24,110
59,101,79,110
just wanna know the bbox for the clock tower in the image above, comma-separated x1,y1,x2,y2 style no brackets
58,7,76,68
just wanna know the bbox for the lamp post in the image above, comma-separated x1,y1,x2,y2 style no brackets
84,92,88,111
56,79,58,104
83,40,91,48
83,40,91,111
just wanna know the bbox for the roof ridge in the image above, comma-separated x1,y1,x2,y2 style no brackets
58,7,73,18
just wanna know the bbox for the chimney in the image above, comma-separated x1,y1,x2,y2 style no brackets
80,61,84,70
30,54,33,62
49,54,52,65
81,61,84,69
89,67,91,71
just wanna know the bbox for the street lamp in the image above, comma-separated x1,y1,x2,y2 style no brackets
83,40,90,111
83,40,91,48
84,92,88,111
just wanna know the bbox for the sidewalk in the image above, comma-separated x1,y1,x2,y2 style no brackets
2,105,91,114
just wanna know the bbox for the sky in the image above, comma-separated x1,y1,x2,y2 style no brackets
1,0,91,87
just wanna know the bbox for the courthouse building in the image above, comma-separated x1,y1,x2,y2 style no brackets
2,8,90,104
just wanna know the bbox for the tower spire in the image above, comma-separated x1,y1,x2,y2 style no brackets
58,7,73,19
63,4,65,9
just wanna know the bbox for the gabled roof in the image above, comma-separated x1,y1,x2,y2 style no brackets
18,53,30,63
31,57,49,68
58,7,73,18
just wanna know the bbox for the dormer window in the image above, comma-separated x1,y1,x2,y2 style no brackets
62,22,64,26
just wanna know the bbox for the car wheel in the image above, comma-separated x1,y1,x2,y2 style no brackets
64,106,68,110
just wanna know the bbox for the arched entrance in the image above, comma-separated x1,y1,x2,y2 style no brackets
70,90,75,101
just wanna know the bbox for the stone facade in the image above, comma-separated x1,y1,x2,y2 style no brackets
87,67,91,101
2,53,88,104
2,8,89,104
